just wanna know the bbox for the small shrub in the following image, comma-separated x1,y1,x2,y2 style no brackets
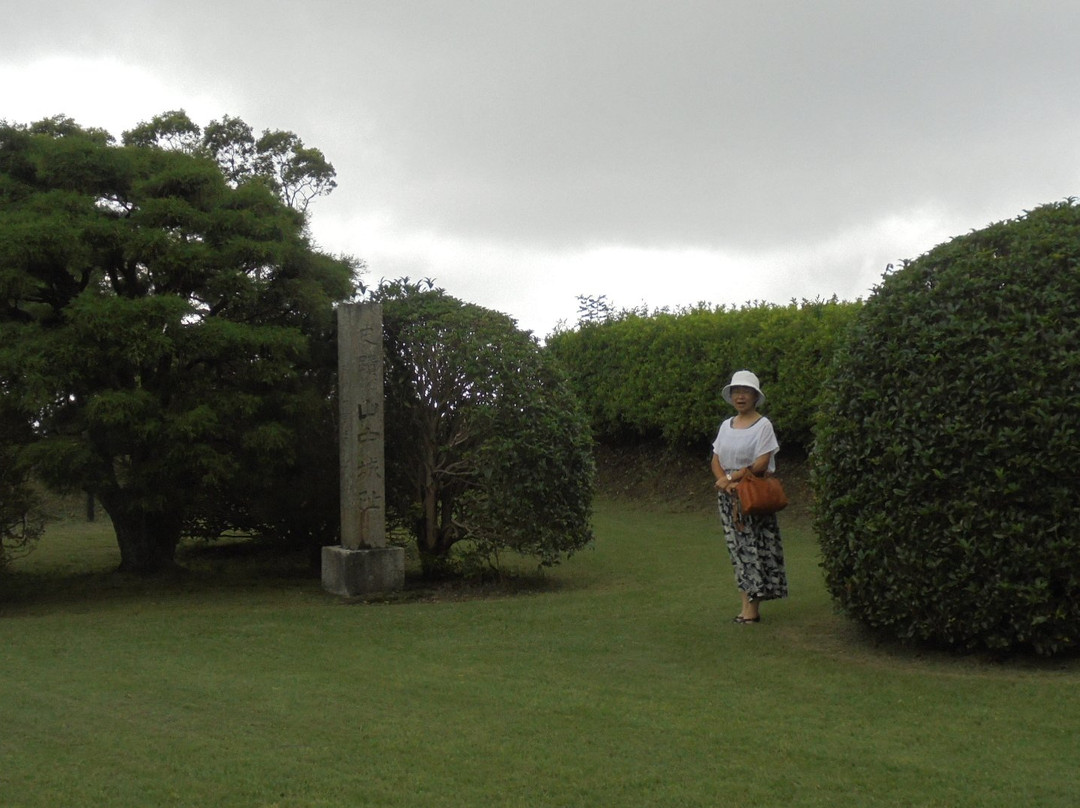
813,200,1080,655
377,281,594,576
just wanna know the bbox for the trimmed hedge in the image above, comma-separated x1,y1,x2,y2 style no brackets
545,299,860,452
813,200,1080,656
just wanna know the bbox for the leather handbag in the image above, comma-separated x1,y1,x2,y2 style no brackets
735,472,789,516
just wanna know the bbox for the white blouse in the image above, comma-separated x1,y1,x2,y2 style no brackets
711,417,779,473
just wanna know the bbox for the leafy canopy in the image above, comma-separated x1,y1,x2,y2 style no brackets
122,110,337,213
0,113,356,574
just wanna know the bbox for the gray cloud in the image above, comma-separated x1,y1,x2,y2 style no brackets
5,0,1080,331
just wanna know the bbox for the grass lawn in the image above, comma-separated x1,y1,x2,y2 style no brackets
2,498,1079,807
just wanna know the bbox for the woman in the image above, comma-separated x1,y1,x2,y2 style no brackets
710,370,788,624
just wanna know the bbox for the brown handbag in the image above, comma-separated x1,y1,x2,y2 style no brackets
734,472,789,516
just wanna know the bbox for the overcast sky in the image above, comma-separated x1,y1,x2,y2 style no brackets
4,1,1080,336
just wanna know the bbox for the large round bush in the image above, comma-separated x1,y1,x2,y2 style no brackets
813,200,1080,655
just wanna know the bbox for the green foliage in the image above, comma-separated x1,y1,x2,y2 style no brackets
813,200,1080,656
182,328,343,562
0,114,357,573
122,110,337,213
0,404,42,572
546,299,860,451
376,280,594,575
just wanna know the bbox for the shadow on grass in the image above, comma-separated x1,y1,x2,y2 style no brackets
0,530,577,616
335,568,566,607
779,604,1080,676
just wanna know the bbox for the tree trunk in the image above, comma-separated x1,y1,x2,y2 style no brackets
99,494,183,575
415,484,461,578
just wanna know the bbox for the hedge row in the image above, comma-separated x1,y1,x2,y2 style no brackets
545,298,861,452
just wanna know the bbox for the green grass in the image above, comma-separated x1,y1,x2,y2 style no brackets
2,501,1079,807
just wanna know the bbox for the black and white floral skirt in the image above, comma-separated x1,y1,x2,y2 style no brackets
716,491,788,601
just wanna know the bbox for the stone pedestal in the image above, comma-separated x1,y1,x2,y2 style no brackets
321,545,405,597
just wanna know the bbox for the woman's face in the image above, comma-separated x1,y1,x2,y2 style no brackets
729,386,759,412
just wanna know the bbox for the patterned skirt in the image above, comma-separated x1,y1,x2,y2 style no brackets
716,491,788,601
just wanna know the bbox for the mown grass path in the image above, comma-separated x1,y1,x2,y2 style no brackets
2,501,1078,807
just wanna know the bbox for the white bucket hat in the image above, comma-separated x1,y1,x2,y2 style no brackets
722,369,765,406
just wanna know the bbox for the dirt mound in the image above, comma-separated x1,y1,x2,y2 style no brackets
594,441,813,518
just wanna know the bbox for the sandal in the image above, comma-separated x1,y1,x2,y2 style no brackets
732,615,760,624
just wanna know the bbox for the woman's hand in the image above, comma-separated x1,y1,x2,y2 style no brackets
710,455,739,494
715,475,737,494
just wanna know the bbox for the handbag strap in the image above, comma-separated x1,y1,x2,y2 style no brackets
729,486,746,532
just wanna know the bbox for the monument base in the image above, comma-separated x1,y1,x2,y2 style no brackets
321,545,405,597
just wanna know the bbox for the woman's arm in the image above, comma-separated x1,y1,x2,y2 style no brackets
747,452,772,475
728,452,774,482
711,453,736,492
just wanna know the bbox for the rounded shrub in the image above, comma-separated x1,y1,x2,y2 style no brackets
376,281,595,577
813,200,1080,655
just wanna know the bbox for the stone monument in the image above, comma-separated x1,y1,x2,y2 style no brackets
321,302,405,596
